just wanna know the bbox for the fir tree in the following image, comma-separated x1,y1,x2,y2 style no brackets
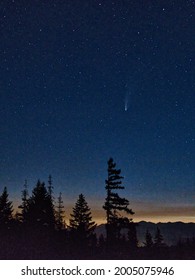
69,193,96,241
128,222,138,250
25,180,56,229
143,229,153,248
103,158,134,243
154,227,164,247
18,179,29,223
0,187,13,230
56,192,65,230
48,175,54,199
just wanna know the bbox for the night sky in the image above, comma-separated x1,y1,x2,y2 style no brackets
0,0,194,224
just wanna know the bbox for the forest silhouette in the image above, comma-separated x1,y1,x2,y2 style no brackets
0,158,194,260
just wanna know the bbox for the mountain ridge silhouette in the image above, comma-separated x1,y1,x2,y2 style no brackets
95,221,195,246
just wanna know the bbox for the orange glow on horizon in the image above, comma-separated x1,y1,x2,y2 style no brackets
12,198,195,225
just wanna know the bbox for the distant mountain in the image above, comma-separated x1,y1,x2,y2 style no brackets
95,221,195,246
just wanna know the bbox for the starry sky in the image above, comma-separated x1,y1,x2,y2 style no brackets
0,0,194,224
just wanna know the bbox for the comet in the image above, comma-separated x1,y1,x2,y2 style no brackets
124,94,129,111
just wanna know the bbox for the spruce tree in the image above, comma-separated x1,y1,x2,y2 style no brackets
18,179,29,223
48,175,54,199
56,192,65,230
69,193,96,241
144,229,153,248
0,187,13,230
128,222,138,250
25,180,56,229
154,227,164,247
103,158,134,243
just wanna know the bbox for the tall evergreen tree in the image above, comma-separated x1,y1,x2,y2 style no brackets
69,193,96,241
143,229,153,248
48,175,54,199
56,192,65,230
18,179,29,223
103,158,134,243
128,222,138,250
154,227,164,247
0,187,13,230
25,180,56,229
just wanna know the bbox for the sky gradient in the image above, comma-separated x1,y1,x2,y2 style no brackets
0,0,194,224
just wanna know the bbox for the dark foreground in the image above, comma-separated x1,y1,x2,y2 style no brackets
0,228,194,260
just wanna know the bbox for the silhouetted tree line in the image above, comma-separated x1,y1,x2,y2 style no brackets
0,158,194,259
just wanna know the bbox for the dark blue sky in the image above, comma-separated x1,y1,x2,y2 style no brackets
0,0,194,223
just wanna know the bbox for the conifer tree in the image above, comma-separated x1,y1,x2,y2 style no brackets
154,227,164,247
56,192,65,230
25,180,56,229
0,187,13,230
18,179,29,223
144,229,153,248
128,222,138,250
69,193,96,241
48,175,54,199
103,158,134,243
